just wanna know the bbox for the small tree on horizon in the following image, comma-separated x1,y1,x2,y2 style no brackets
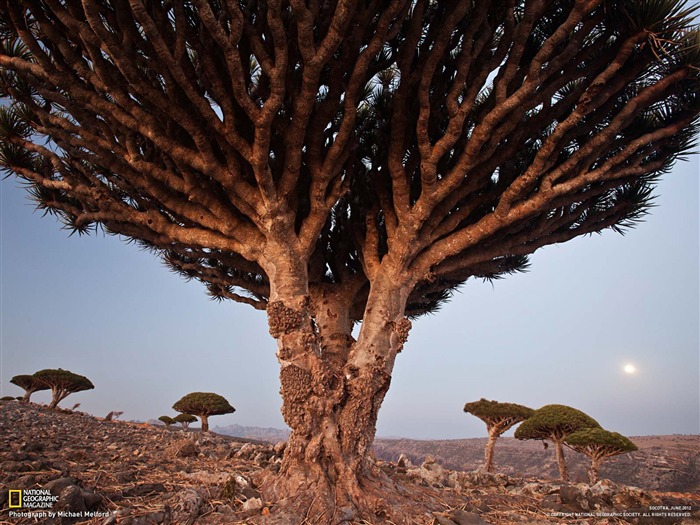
173,392,235,432
515,404,601,481
464,398,534,473
158,415,176,427
10,374,49,403
32,369,94,410
565,428,638,484
173,413,197,430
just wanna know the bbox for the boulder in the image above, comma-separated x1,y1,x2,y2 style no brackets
169,439,199,458
451,509,495,524
242,497,263,512
397,453,413,468
122,483,167,497
559,484,592,511
170,488,203,525
417,456,448,487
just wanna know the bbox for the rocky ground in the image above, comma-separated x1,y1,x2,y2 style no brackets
1,400,699,525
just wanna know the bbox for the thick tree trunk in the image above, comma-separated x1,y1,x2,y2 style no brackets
48,388,67,410
200,415,209,432
22,390,34,403
554,439,569,481
261,254,412,522
484,432,498,473
588,457,600,484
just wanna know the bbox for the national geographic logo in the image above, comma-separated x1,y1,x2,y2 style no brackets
7,489,58,509
8,490,21,508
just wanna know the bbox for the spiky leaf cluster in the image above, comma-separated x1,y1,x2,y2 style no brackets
173,413,197,424
158,415,176,426
464,398,535,422
515,404,601,441
10,374,49,394
0,0,698,320
565,428,638,456
173,392,235,417
33,369,94,393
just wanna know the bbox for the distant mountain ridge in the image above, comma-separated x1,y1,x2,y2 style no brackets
214,423,290,443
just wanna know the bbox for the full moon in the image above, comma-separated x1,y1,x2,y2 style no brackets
623,363,637,374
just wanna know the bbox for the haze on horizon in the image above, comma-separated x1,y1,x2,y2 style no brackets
1,156,698,440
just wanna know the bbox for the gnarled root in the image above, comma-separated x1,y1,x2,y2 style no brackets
253,460,450,525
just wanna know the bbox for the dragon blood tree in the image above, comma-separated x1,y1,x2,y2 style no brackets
173,392,235,432
10,374,49,403
173,414,197,430
32,369,94,410
173,413,197,430
515,404,601,481
0,0,698,520
158,415,176,427
565,428,638,484
464,398,534,473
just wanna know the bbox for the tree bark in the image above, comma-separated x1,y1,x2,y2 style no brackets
200,415,209,432
554,439,569,481
588,456,600,484
484,432,498,473
22,390,35,403
262,253,411,522
48,388,67,410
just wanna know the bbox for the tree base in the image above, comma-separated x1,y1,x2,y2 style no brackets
251,462,461,524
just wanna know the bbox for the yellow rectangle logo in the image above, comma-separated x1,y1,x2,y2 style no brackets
8,490,22,508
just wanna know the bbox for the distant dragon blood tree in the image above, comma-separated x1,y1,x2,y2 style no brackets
515,404,601,481
565,428,638,484
464,398,534,473
158,415,176,427
173,392,235,432
10,374,49,403
32,369,94,410
0,0,698,521
173,413,197,430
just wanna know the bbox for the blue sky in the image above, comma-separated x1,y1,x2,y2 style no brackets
1,154,698,440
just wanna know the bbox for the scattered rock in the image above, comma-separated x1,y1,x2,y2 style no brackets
451,509,495,525
242,497,263,512
182,470,229,485
559,483,592,511
240,485,262,501
235,442,258,459
398,453,413,468
412,456,448,487
122,482,166,497
1,460,29,472
45,477,80,494
169,439,199,458
170,488,203,525
55,484,88,514
513,481,559,496
273,441,286,457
